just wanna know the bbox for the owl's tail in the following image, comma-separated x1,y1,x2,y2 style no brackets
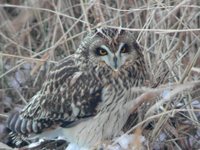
5,111,32,147
6,111,45,135
5,111,61,148
5,131,30,148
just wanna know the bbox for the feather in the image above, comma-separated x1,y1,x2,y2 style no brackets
6,27,147,148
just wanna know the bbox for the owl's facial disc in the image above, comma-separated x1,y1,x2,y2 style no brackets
96,43,130,71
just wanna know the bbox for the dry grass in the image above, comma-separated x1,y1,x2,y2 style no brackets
0,0,200,149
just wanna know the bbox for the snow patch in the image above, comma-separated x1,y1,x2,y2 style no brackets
66,143,89,150
65,134,145,150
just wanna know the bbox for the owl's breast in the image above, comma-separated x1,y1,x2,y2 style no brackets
95,86,131,139
61,82,133,148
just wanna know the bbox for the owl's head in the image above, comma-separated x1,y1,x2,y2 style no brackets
77,27,143,71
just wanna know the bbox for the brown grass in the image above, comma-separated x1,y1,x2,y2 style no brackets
0,0,200,149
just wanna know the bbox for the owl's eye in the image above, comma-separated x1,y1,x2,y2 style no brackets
96,48,108,56
120,44,129,53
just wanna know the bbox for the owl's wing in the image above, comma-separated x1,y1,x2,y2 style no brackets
7,55,103,135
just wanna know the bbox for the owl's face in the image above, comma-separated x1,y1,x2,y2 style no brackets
91,41,135,71
78,28,142,72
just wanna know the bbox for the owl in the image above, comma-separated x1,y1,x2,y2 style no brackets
6,27,147,148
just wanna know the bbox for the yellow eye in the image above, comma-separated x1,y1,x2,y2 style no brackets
120,44,129,53
99,49,107,55
121,47,127,53
96,48,108,56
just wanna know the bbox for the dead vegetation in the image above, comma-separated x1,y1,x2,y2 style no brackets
0,0,200,149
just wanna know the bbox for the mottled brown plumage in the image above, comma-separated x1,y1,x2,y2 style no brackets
7,27,147,148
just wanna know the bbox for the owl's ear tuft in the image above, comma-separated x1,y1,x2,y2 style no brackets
94,27,122,39
94,28,105,38
133,41,140,50
118,29,126,35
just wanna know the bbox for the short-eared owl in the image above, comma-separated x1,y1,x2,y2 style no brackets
7,27,147,148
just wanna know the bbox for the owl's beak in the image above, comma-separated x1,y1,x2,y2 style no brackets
113,56,118,70
101,54,122,71
110,56,121,71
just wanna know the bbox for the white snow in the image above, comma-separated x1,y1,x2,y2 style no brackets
66,143,89,150
192,100,200,109
162,89,171,101
108,134,145,150
115,134,134,149
28,139,45,148
65,134,145,150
